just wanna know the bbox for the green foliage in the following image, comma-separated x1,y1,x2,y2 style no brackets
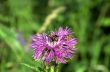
0,0,110,72
0,25,23,60
101,17,110,26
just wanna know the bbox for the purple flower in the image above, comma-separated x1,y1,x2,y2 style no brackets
30,27,77,63
17,32,26,46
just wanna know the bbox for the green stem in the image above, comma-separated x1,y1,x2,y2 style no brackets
46,66,49,72
50,66,55,72
56,67,59,72
51,64,60,72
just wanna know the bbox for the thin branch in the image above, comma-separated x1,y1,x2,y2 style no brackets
39,6,66,33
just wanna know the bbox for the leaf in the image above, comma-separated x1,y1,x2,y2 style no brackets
100,17,110,26
21,63,44,72
0,24,24,61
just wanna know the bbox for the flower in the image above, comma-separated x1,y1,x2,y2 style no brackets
30,27,77,63
17,32,26,46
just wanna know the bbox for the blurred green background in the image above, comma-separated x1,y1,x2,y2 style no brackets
0,0,110,72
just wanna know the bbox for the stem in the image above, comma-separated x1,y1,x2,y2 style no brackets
56,64,60,72
45,64,59,72
45,65,49,72
50,66,55,72
51,64,60,72
56,67,59,72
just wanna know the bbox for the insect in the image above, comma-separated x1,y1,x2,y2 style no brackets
64,35,73,41
49,32,59,42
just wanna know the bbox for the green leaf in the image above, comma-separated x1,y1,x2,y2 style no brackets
100,17,110,26
21,63,43,72
0,24,24,61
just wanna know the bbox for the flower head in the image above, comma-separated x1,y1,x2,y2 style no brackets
30,27,77,63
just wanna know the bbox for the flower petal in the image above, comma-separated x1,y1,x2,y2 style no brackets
57,27,71,37
65,38,77,47
46,50,54,62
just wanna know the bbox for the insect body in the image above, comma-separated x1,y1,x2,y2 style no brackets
49,32,59,42
64,35,73,41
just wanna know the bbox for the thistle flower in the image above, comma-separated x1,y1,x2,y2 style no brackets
30,27,77,64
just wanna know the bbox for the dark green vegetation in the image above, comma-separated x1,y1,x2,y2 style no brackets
0,0,110,72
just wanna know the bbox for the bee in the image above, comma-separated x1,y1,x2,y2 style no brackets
64,35,73,41
49,32,59,42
